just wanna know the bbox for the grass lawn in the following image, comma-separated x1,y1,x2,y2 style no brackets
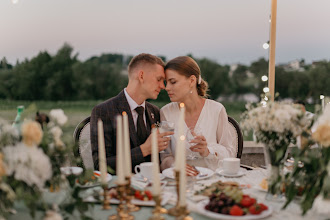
0,99,251,141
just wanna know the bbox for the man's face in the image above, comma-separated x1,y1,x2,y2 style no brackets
142,64,165,99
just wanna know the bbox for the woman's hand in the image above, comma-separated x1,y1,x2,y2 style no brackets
189,131,209,157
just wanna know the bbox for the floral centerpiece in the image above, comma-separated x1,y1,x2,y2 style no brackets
241,101,312,197
283,104,330,215
0,108,93,220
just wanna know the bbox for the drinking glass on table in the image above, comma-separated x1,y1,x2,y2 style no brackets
158,121,174,153
185,126,202,160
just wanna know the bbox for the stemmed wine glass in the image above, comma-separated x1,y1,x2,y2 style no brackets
158,121,175,153
185,126,202,160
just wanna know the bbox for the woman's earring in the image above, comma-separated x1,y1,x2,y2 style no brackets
190,90,193,94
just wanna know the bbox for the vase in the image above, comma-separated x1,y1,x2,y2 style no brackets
263,144,288,202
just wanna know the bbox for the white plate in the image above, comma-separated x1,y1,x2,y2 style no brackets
76,171,112,188
162,167,214,180
60,166,83,176
197,200,273,220
216,168,246,178
132,173,165,182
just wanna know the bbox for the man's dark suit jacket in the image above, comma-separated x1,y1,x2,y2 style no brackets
90,90,160,172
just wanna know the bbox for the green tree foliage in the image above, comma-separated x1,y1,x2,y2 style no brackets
0,44,329,103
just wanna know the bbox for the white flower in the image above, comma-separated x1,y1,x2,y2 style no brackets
3,143,52,190
49,109,68,126
49,126,64,147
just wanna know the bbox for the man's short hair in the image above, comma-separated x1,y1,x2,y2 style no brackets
128,53,165,75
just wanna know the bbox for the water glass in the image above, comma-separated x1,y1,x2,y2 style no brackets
185,126,202,160
159,121,174,153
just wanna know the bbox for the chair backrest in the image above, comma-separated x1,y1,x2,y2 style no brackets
73,116,94,169
227,116,243,158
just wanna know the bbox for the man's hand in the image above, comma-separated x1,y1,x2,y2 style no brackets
140,130,173,157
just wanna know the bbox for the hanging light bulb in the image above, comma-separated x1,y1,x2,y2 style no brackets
263,42,269,50
261,75,268,82
263,87,270,93
11,0,19,4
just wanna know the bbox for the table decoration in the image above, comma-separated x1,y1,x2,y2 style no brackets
241,101,312,200
282,104,330,215
109,181,133,220
0,107,94,219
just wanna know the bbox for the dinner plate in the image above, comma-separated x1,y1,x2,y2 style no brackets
76,171,112,188
60,166,83,176
162,167,214,180
216,168,246,178
197,200,273,220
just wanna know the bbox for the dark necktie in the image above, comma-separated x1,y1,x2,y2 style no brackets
135,106,148,145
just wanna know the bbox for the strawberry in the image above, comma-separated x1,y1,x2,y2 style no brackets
249,204,263,215
259,203,268,211
229,205,244,216
240,197,254,207
145,190,153,200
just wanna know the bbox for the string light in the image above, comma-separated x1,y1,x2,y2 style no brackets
263,87,270,93
11,0,19,4
261,75,268,82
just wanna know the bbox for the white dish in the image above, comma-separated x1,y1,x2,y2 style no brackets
197,200,273,220
60,166,83,176
76,171,112,188
216,168,246,178
132,173,165,182
162,167,214,180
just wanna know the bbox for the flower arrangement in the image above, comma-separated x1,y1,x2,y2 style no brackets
283,104,330,215
241,101,312,196
0,108,93,219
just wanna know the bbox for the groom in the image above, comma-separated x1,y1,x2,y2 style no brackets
90,53,172,172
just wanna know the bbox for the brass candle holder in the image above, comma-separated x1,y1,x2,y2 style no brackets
125,176,140,212
148,194,167,220
108,182,134,220
102,184,111,210
168,170,181,216
176,205,193,220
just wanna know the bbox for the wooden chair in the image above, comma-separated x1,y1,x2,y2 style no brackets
228,116,243,158
73,116,94,169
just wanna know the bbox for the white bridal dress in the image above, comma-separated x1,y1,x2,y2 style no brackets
160,99,236,171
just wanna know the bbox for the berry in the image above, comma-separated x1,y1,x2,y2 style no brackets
229,205,244,216
249,204,263,215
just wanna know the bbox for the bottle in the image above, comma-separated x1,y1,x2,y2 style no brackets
12,105,24,136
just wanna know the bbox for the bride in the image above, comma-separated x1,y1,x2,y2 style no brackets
160,56,236,171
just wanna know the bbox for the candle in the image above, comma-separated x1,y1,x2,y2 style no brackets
176,103,186,206
97,119,107,185
151,127,161,195
122,112,132,177
116,115,125,184
175,103,185,171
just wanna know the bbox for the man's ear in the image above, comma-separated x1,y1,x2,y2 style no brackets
138,70,144,83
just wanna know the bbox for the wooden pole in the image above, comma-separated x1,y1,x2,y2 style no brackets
268,0,277,101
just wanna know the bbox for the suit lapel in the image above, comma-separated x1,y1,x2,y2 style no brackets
116,91,139,148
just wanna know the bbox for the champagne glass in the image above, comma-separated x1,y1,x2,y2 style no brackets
185,126,202,160
158,121,174,153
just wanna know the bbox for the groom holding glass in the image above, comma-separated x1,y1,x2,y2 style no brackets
90,53,173,172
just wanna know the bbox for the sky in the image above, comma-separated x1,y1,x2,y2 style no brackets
1,0,329,65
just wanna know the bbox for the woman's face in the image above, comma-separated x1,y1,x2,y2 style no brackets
165,69,194,102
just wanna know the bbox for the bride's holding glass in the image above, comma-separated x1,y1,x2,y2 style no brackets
160,56,236,171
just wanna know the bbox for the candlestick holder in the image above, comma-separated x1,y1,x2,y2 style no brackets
148,194,167,220
108,182,134,220
102,184,111,210
125,176,140,212
176,205,193,220
168,170,181,216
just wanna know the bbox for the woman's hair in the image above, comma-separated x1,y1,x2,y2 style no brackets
165,56,209,97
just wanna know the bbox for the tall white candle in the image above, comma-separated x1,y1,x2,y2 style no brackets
175,103,185,171
122,112,132,177
116,115,125,184
97,119,107,185
178,103,186,206
151,127,161,195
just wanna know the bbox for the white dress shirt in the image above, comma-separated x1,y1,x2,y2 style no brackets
124,88,146,131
